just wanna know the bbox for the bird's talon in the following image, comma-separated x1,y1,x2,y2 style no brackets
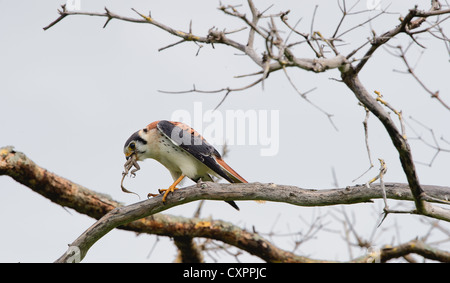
159,186,179,203
147,193,159,199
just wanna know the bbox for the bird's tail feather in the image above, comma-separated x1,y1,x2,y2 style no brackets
226,200,240,211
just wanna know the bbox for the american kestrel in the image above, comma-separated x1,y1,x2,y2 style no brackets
122,120,247,210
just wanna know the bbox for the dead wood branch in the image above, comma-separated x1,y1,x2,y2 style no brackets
1,146,450,262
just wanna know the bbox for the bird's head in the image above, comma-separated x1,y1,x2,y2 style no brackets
123,129,149,161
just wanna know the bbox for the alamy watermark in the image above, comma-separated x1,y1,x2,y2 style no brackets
366,0,381,10
66,0,81,11
170,102,280,157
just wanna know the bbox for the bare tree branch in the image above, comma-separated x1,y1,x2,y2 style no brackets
352,4,449,74
55,175,450,263
53,176,450,263
352,104,374,182
1,146,450,262
393,44,450,111
44,4,349,74
173,236,204,263
408,116,450,166
355,239,450,263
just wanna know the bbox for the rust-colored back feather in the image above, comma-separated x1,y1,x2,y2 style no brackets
215,157,248,183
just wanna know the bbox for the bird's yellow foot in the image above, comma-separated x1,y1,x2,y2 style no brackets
157,175,185,203
158,186,179,203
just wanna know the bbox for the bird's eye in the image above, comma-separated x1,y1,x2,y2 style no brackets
129,142,136,150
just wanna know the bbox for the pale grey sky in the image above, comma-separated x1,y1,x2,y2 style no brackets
1,0,449,262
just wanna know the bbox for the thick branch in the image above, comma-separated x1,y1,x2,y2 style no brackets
0,146,305,262
2,146,449,212
173,236,204,263
53,189,323,263
354,239,450,263
340,71,423,203
0,146,118,218
54,179,450,263
340,69,450,222
2,146,450,262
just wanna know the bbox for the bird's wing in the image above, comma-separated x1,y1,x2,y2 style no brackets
156,120,247,183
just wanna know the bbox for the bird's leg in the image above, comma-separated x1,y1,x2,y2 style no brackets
158,175,185,203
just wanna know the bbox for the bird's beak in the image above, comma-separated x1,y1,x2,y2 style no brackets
125,151,133,160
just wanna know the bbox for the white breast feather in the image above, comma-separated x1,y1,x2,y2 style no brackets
156,134,216,181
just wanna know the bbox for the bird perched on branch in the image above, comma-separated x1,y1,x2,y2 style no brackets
123,120,246,210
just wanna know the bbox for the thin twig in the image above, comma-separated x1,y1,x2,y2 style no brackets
352,104,374,182
394,45,450,111
281,65,338,130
